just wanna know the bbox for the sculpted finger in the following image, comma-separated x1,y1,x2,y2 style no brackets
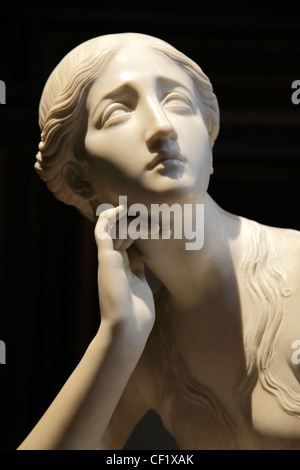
114,236,135,252
100,205,129,250
126,245,146,279
98,204,127,230
95,204,127,251
94,217,113,252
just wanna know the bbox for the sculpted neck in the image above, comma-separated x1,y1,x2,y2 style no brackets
135,193,243,310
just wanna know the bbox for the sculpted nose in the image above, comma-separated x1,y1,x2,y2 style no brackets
145,99,178,149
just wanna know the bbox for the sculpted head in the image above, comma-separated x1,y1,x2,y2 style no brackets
36,33,219,221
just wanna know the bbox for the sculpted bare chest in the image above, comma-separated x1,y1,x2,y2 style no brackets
140,331,300,450
137,225,300,450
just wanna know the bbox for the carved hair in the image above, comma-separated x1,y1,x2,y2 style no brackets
35,33,219,221
150,221,297,445
237,221,297,419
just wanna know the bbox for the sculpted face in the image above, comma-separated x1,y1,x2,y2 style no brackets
83,42,213,208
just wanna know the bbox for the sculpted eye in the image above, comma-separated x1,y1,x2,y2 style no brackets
101,103,131,128
162,92,192,111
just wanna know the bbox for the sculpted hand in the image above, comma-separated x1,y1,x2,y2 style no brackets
18,205,155,450
94,205,155,354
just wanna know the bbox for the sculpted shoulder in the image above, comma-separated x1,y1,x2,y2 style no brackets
272,225,300,381
238,217,300,295
275,225,300,294
238,219,300,380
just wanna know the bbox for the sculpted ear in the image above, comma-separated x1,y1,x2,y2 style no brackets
63,161,95,200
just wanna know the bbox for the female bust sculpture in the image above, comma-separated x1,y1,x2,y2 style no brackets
19,32,300,450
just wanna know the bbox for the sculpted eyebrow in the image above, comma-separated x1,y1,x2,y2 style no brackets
156,75,195,95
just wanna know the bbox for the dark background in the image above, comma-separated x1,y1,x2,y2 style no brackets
0,2,299,451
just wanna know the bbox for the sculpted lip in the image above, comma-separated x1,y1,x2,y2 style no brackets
146,152,186,170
